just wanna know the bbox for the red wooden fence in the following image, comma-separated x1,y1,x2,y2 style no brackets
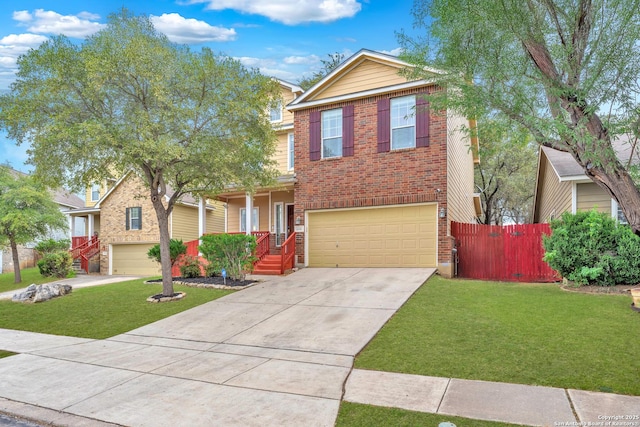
451,222,559,282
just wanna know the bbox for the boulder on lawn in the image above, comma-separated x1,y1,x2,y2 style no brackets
13,283,73,303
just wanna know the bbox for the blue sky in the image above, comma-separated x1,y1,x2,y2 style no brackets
0,0,420,172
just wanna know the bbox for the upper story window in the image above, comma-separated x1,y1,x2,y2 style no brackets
270,100,283,123
377,93,430,153
391,95,416,150
322,108,343,158
126,207,142,230
309,106,353,161
91,184,100,201
288,133,294,171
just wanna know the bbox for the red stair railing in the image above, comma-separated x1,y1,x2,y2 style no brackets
280,232,296,274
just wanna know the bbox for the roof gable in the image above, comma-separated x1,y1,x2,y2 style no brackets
289,49,439,110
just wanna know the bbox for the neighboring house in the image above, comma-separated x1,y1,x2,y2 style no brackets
215,79,302,250
532,135,638,224
0,168,85,273
216,50,480,277
67,172,224,275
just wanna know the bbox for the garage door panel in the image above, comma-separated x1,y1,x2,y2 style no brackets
308,204,437,268
112,244,159,276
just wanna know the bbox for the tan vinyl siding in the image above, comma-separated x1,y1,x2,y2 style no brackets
577,182,610,213
446,111,478,227
273,132,291,174
536,157,572,222
280,87,296,125
170,205,200,241
313,60,408,100
226,195,270,232
206,200,225,233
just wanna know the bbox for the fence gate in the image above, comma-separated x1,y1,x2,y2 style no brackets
451,222,558,282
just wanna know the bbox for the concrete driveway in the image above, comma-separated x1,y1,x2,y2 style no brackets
0,268,435,427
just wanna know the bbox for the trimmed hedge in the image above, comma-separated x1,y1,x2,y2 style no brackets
543,210,640,286
199,233,256,281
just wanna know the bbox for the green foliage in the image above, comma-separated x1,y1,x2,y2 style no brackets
34,238,70,255
179,256,202,278
0,9,280,295
147,239,186,266
543,210,640,285
199,233,256,281
298,52,345,90
204,262,218,278
37,251,73,278
400,0,640,229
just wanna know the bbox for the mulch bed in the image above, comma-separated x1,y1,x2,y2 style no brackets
145,276,258,290
560,284,638,295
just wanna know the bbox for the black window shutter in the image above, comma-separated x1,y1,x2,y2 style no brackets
377,98,390,153
309,111,321,161
416,92,430,147
125,208,130,231
342,105,354,157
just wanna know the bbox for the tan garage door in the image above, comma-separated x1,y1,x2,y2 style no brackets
308,204,437,268
111,244,160,276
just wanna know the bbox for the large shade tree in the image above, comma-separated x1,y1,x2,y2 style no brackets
0,166,67,283
0,10,280,296
400,0,640,232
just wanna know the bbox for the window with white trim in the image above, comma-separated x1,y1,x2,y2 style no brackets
287,133,294,170
322,108,342,158
240,207,259,232
269,100,282,123
274,203,284,246
391,95,416,150
617,205,628,225
91,184,100,201
126,207,142,230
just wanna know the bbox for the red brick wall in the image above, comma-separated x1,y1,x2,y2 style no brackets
293,86,452,267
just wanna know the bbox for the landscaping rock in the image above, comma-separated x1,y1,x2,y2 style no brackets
12,283,72,303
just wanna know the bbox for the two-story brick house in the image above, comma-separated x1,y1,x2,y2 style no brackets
217,50,480,276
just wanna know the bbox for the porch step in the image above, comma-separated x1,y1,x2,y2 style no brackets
253,255,282,275
71,260,86,275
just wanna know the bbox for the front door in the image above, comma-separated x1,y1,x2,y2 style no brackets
286,204,295,237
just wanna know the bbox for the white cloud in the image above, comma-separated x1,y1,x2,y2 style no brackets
150,13,236,43
283,54,320,65
379,47,403,57
14,9,105,38
0,33,49,86
191,0,362,25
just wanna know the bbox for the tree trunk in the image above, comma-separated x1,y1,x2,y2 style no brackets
10,238,22,284
150,197,173,296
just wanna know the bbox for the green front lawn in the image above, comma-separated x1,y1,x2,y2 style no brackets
0,350,15,359
0,267,57,293
336,402,523,427
355,276,640,396
0,278,233,339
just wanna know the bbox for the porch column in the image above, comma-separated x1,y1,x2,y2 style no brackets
245,193,253,235
198,198,206,255
87,214,95,237
68,215,75,247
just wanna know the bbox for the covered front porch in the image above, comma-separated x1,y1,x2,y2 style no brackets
67,208,101,274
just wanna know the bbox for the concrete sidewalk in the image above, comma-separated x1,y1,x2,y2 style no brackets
0,274,146,300
0,268,638,426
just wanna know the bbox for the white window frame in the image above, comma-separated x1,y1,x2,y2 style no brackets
287,132,295,171
391,95,416,150
91,183,100,202
274,202,284,246
128,207,142,230
322,108,342,159
611,199,628,224
240,207,259,232
270,100,283,123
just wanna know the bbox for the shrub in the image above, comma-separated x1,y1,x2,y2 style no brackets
204,262,218,278
147,239,187,266
179,256,202,278
37,251,73,278
34,238,70,255
543,210,640,286
199,233,256,281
